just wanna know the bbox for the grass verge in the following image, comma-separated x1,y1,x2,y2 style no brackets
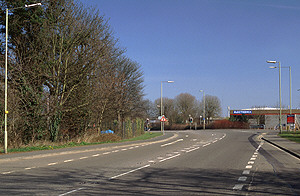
278,131,300,143
1,132,163,154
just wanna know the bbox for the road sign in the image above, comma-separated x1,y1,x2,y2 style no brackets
160,115,167,122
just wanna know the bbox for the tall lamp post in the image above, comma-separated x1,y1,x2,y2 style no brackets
4,3,42,154
160,81,174,135
269,65,292,114
267,60,282,133
200,90,205,130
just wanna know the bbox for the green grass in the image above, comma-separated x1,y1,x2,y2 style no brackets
278,131,300,143
1,132,163,153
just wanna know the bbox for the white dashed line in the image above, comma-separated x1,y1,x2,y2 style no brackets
110,164,151,180
103,152,111,155
246,165,252,169
92,154,100,157
80,157,88,159
238,176,247,182
159,154,180,162
186,147,200,153
64,159,74,163
161,139,183,147
233,184,244,190
248,161,254,164
25,167,36,170
2,171,14,174
59,188,85,196
48,162,58,166
242,170,250,175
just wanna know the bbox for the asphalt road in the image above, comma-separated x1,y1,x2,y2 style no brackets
0,129,299,195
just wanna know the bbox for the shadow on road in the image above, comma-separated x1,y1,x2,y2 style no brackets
0,165,298,195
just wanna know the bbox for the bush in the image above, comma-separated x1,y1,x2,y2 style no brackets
211,120,249,129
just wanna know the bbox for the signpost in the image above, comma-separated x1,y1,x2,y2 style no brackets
160,115,167,135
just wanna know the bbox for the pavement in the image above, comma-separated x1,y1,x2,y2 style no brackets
262,131,300,159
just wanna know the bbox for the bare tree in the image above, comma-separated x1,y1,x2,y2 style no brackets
174,93,198,123
200,95,222,122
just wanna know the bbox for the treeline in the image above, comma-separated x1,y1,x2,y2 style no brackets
148,93,222,125
0,0,148,147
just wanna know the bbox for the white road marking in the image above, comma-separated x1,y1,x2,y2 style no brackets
2,171,14,174
248,161,254,164
25,167,36,170
80,157,88,159
238,176,247,182
250,157,256,160
110,164,151,179
159,154,180,162
103,152,111,155
203,143,211,147
233,184,244,190
64,159,74,163
92,154,100,157
246,165,252,169
121,148,127,151
112,150,119,153
161,139,183,147
242,170,250,175
48,162,58,166
157,157,164,159
59,188,85,196
186,147,200,153
148,160,155,163
252,155,258,157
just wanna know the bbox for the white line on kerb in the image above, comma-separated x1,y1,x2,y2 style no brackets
110,164,151,180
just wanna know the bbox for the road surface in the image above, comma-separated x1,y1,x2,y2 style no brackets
0,129,299,195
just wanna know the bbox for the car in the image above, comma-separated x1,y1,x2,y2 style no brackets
274,124,286,130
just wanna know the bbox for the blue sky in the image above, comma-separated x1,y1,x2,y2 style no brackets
80,0,300,116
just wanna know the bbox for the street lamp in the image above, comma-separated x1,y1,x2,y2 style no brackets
200,90,205,130
267,60,282,133
160,81,174,135
4,2,42,154
269,65,292,115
